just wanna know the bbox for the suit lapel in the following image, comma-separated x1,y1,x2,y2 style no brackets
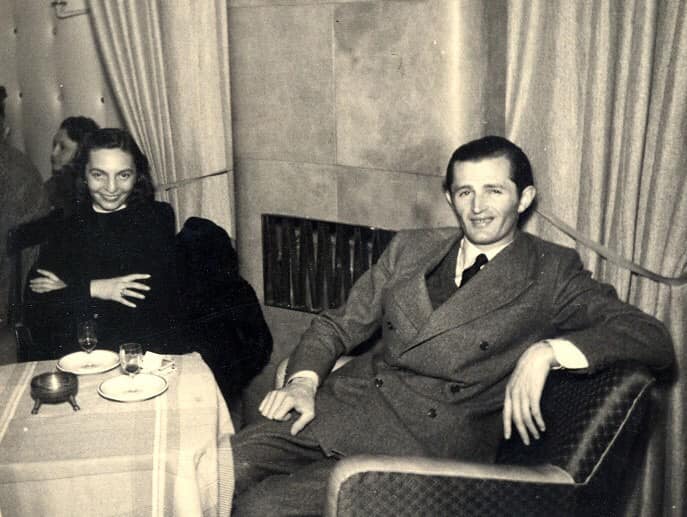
400,232,536,353
389,230,462,332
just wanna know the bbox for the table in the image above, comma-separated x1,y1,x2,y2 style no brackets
0,353,235,516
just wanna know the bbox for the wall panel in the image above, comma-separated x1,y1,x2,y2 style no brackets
230,0,494,398
0,0,120,180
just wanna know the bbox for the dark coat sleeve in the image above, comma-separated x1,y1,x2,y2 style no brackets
548,246,673,372
179,277,273,397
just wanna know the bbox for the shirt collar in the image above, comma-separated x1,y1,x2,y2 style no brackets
455,235,515,286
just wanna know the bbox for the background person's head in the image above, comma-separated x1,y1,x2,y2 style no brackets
51,116,99,173
75,128,154,210
444,136,536,249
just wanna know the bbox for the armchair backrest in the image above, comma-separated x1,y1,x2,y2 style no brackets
496,363,654,484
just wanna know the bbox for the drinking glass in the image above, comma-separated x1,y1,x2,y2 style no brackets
119,343,143,392
77,320,98,366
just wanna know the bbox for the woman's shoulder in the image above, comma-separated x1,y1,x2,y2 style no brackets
130,200,175,220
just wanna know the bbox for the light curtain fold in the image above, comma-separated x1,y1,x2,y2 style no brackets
505,1,686,515
87,0,235,235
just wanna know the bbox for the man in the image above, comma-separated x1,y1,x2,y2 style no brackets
0,86,50,326
232,136,673,516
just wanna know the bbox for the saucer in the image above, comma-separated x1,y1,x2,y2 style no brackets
97,373,168,403
56,350,119,375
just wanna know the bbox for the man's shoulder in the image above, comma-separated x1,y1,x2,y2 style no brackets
519,231,581,264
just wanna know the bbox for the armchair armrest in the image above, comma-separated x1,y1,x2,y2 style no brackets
325,455,575,517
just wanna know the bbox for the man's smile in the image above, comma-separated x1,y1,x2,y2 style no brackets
470,216,494,227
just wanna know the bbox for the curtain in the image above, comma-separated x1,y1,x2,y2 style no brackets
505,0,686,514
87,0,235,236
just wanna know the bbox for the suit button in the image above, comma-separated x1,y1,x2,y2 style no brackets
479,341,490,351
427,408,437,418
374,378,384,388
385,321,394,330
450,384,461,394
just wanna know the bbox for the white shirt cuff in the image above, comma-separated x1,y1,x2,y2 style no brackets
287,370,320,387
548,338,589,369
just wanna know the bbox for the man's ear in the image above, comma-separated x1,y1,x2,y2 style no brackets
444,190,453,207
517,185,536,214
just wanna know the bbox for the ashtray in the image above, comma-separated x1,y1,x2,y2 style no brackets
30,372,80,414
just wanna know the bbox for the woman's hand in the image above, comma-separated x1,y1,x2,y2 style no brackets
90,274,151,308
29,269,67,293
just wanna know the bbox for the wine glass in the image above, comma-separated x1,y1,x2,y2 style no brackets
77,320,98,367
119,343,143,392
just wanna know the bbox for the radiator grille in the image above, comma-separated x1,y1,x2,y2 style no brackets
262,215,396,313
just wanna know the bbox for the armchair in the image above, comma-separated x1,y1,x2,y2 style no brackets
276,359,655,517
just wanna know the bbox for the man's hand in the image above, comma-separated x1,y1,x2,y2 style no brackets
29,269,67,293
259,377,317,436
90,274,151,308
503,340,558,445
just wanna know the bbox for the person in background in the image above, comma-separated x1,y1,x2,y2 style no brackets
24,128,177,360
0,85,50,327
45,116,99,217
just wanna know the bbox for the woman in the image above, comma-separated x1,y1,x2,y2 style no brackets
25,128,177,360
45,116,99,217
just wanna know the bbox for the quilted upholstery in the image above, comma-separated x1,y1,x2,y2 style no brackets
334,475,574,517
325,363,654,517
496,363,653,482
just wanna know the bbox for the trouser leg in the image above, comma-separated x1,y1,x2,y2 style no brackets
232,419,336,516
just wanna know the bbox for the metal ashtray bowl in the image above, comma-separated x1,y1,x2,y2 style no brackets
30,372,80,414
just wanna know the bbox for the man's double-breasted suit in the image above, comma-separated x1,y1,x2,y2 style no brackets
287,228,673,462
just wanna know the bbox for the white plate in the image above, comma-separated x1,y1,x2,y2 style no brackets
56,350,120,375
98,373,168,403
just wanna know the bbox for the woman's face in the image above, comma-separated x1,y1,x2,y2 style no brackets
51,128,79,173
86,148,137,212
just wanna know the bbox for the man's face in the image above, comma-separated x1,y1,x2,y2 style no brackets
445,156,535,250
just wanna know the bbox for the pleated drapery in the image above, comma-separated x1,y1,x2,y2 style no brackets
87,0,235,235
505,1,687,514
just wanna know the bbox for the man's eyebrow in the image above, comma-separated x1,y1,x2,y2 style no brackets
452,182,507,191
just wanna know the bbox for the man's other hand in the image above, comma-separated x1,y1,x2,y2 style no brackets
259,377,317,436
503,340,558,445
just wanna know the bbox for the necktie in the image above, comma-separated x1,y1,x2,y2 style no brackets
460,253,488,287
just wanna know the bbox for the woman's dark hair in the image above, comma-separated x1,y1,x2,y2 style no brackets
59,116,99,146
444,135,534,195
0,85,7,120
74,128,155,207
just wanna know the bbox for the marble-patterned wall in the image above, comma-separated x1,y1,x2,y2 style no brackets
228,1,497,391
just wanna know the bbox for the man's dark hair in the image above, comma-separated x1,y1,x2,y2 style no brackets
444,135,534,195
74,127,155,207
59,116,99,146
